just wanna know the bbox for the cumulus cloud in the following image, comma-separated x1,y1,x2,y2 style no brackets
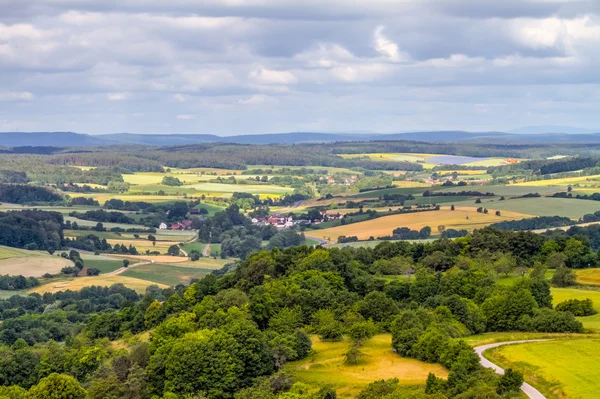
0,91,34,101
0,0,598,134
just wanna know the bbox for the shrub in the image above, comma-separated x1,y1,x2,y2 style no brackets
555,298,597,316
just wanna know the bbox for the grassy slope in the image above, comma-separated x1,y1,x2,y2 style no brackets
311,206,531,242
487,339,600,399
121,263,213,286
450,197,600,219
29,275,168,294
552,287,600,331
284,334,447,399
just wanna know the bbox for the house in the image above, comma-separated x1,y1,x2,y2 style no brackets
170,223,183,230
159,222,168,230
190,208,199,215
313,219,323,225
180,220,194,230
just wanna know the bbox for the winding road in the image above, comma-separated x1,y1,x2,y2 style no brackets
202,243,211,257
474,340,551,399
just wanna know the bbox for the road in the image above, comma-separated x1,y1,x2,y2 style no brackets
102,261,152,276
474,340,551,399
305,236,327,246
202,243,211,257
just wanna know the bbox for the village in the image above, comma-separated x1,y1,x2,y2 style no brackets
158,209,345,231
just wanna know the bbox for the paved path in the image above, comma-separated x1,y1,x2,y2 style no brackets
202,243,211,257
474,340,551,399
102,261,152,276
305,236,327,246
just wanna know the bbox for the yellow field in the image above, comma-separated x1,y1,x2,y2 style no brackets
514,174,600,187
123,172,204,185
285,334,447,399
30,275,168,294
106,239,182,254
83,193,190,203
0,257,73,277
109,254,189,263
392,181,432,188
438,170,488,175
575,268,600,285
551,287,600,331
176,258,231,269
0,246,74,276
311,206,531,241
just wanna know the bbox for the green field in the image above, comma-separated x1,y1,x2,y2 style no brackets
195,203,226,216
284,334,447,399
82,256,127,274
450,197,600,219
552,287,600,331
121,263,213,286
487,339,600,399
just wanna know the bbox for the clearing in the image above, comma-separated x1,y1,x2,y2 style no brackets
284,334,447,399
486,338,600,399
551,287,600,331
310,207,531,242
30,275,168,294
0,246,73,277
121,263,213,286
449,197,600,219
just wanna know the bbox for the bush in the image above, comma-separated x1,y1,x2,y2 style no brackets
87,268,101,276
555,298,597,316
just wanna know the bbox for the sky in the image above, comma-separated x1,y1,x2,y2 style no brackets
1,0,599,135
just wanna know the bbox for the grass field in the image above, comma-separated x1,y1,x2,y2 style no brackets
121,263,213,286
177,257,230,269
576,268,600,285
30,275,168,294
450,197,600,219
81,256,128,274
464,332,590,347
514,174,600,188
284,334,447,398
551,287,600,331
311,206,531,242
487,339,600,399
0,245,73,277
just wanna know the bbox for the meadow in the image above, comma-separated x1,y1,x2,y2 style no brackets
311,206,531,242
120,263,213,286
0,246,72,277
514,174,600,188
29,275,168,294
285,334,447,399
551,287,600,331
486,339,600,399
450,197,600,219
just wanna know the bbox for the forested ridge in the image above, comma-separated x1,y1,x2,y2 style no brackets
0,226,594,398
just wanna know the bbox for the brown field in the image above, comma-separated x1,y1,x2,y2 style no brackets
176,258,231,269
285,334,447,399
575,268,600,285
108,254,189,263
30,275,168,294
0,257,73,277
311,206,531,242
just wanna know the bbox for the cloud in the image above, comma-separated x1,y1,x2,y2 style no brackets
176,114,196,120
0,1,598,134
107,92,130,101
237,94,277,105
0,91,34,101
373,26,408,62
249,67,298,85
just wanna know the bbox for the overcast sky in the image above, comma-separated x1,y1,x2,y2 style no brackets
1,0,599,135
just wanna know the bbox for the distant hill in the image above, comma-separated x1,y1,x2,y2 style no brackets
509,126,600,135
3,130,600,147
